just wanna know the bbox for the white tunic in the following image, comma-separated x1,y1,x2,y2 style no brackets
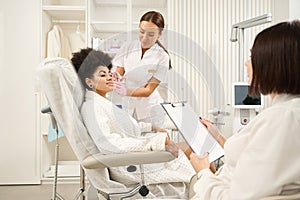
192,94,300,200
81,91,195,185
112,40,169,127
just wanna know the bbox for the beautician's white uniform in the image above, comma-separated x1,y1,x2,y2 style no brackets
191,94,300,200
112,40,169,127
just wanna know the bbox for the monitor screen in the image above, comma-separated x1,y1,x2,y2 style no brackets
232,82,263,108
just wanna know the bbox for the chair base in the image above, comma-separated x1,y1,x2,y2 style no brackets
97,183,149,200
51,188,85,200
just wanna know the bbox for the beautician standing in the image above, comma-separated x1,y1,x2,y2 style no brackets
112,11,171,127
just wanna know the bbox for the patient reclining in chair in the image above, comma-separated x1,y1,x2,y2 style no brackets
71,48,195,194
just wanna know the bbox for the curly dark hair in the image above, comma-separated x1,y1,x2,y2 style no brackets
71,48,112,90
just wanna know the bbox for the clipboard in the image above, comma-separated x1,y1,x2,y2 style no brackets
161,102,224,163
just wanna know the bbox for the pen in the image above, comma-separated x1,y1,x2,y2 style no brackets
211,122,225,125
199,116,225,125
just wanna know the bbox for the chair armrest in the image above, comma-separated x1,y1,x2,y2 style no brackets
188,174,198,199
41,106,52,114
82,151,175,169
260,192,300,200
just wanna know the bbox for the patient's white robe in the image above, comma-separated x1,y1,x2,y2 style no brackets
192,94,300,200
81,90,195,186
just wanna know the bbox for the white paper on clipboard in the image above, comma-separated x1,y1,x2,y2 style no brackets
161,102,224,163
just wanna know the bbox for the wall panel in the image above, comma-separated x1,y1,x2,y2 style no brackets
166,0,272,132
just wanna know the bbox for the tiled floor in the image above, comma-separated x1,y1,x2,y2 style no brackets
0,184,83,200
0,183,188,200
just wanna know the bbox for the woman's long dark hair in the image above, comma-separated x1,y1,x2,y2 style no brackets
250,20,300,95
140,11,172,69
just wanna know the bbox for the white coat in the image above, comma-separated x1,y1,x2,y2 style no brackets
191,94,300,200
81,90,195,186
47,25,72,59
112,40,169,127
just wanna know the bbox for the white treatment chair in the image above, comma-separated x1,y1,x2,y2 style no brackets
37,57,189,200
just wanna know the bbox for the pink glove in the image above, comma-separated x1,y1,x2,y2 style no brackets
114,82,127,96
112,72,123,82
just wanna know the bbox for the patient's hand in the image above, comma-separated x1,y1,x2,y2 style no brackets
165,136,179,157
152,125,167,132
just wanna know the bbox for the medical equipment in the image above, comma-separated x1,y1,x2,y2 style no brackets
37,57,188,200
230,13,272,81
232,82,263,109
232,82,263,133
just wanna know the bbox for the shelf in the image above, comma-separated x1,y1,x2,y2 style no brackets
132,0,167,8
43,161,80,178
43,5,86,21
93,0,166,8
93,0,126,7
42,5,86,11
91,23,126,34
91,21,126,24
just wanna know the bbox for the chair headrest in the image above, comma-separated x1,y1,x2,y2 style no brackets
37,57,99,160
41,58,85,108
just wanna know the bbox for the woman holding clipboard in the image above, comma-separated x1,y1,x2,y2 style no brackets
189,20,300,199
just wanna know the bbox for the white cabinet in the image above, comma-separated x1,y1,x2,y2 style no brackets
87,0,168,55
41,0,87,59
40,0,87,182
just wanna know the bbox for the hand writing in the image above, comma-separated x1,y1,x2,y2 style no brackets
200,118,222,141
189,152,210,173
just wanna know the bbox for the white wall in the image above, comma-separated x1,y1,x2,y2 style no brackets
167,0,273,136
0,0,41,184
289,0,300,20
273,0,300,22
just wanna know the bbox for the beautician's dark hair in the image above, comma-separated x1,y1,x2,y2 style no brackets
250,20,300,95
140,11,172,69
71,48,112,90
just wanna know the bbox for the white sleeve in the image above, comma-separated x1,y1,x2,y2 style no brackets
192,107,300,199
191,168,231,200
112,41,130,68
228,109,300,199
47,28,60,58
81,101,167,154
152,51,169,83
138,122,152,133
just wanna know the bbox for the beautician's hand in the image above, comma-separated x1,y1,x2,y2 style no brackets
112,72,123,82
114,82,127,96
189,152,210,173
165,135,179,158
